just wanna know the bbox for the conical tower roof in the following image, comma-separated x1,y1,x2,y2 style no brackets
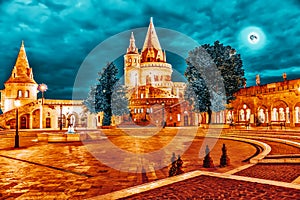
5,41,36,84
127,32,138,53
142,17,162,51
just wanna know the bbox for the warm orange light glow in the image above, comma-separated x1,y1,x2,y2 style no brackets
14,99,21,107
38,83,48,92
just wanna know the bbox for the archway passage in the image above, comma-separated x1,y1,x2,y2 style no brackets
46,118,51,128
20,114,29,129
271,100,289,123
294,102,300,126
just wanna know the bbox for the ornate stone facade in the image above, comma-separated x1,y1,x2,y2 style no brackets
0,42,97,130
123,18,196,127
229,79,300,127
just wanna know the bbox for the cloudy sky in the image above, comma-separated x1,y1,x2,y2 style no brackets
0,0,299,99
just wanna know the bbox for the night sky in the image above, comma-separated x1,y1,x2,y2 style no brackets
0,0,299,100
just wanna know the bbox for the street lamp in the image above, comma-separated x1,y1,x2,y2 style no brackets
144,101,149,121
38,83,48,105
59,104,63,130
162,102,165,127
14,98,21,148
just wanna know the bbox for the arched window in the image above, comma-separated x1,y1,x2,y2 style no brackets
24,90,29,98
18,90,22,97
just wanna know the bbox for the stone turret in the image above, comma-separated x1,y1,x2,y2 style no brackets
0,41,38,113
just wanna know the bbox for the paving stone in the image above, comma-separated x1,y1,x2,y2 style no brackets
0,129,299,199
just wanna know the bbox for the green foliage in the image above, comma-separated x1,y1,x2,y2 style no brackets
111,82,129,116
83,86,96,113
95,62,119,126
202,41,246,103
83,62,117,126
185,41,246,118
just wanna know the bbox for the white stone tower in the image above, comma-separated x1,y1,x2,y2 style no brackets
0,41,38,113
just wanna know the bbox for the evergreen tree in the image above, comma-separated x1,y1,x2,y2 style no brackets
111,82,129,116
84,63,129,126
83,86,96,113
94,62,119,126
185,41,246,123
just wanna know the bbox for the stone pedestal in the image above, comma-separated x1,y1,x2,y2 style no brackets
220,144,230,167
203,145,214,168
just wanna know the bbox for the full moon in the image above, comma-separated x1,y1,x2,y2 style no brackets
248,32,259,44
239,26,266,50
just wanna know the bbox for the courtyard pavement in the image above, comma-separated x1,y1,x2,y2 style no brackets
0,127,299,199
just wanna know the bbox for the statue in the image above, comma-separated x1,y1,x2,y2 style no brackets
283,72,287,81
67,115,76,133
256,74,260,86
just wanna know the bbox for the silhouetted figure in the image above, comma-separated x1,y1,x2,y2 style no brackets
141,167,148,183
169,160,177,177
171,152,176,163
169,154,184,177
203,145,214,168
220,144,230,167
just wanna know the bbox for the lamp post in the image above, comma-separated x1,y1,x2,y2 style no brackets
14,98,21,148
162,102,165,127
38,83,48,105
59,104,63,130
144,101,149,121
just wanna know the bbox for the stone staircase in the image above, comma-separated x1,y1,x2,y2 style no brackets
0,100,40,129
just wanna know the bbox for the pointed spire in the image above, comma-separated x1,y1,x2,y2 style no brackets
142,17,162,51
5,41,36,84
15,40,30,70
127,32,138,53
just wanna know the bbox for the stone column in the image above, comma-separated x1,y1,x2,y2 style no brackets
266,109,269,123
29,114,33,129
290,107,294,127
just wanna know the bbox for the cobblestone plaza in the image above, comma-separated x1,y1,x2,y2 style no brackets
0,127,299,199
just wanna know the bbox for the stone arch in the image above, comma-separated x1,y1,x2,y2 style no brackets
43,107,57,129
256,105,268,124
67,112,79,127
271,100,289,122
20,114,30,129
32,109,40,129
237,103,252,122
79,112,88,128
6,118,16,129
294,102,300,125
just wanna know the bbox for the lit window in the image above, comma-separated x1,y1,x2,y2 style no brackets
177,114,181,121
18,90,22,97
24,90,29,98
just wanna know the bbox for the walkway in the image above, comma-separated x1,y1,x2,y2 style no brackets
0,127,299,199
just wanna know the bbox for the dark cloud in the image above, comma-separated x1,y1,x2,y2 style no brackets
0,0,299,99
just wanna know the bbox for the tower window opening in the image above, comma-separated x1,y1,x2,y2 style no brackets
25,90,29,98
18,90,22,97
